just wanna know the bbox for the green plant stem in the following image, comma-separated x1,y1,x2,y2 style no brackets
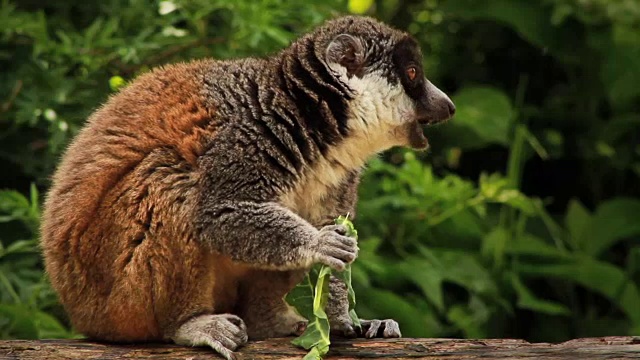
500,74,529,231
534,201,567,251
427,195,485,226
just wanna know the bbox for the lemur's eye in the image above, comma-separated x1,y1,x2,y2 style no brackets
406,66,417,81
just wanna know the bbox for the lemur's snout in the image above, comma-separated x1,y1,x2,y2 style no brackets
435,94,455,121
444,96,456,118
419,80,455,125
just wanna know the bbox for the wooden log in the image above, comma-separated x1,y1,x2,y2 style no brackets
0,336,639,359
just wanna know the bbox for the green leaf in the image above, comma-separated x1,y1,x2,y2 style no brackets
313,266,332,318
445,86,514,149
0,302,71,339
355,287,442,338
289,215,361,358
263,26,292,46
32,310,71,339
291,265,331,357
519,258,640,326
0,190,30,222
109,76,127,92
286,270,316,321
348,0,374,14
0,187,39,232
565,199,592,249
441,0,573,57
1,240,38,258
302,346,323,360
600,114,640,143
505,233,571,260
333,215,360,329
0,303,38,339
423,248,500,297
446,296,490,338
596,35,640,109
627,247,640,278
479,173,537,215
397,257,445,312
481,227,509,268
581,198,640,256
509,273,571,316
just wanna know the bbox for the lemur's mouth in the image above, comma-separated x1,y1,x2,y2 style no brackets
416,109,455,126
406,120,429,150
408,109,454,151
416,116,432,125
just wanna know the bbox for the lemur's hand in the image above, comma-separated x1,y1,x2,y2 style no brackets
311,224,358,271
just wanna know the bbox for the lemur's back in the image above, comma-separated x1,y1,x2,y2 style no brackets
41,60,221,340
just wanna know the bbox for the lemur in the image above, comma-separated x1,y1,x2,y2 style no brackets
41,15,455,360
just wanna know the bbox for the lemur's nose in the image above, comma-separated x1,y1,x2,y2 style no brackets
425,80,455,123
445,96,456,117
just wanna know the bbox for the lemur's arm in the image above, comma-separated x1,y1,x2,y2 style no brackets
197,199,357,271
195,136,357,271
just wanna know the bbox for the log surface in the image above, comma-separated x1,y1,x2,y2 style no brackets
1,336,639,359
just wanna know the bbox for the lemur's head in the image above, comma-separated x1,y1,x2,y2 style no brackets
315,16,455,150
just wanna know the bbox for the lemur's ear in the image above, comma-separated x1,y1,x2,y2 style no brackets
326,34,365,76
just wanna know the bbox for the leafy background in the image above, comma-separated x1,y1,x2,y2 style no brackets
1,0,639,342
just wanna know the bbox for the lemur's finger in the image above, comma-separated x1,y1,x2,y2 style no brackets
364,319,382,338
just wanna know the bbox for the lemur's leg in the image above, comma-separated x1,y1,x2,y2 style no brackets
236,268,308,339
165,253,250,360
326,275,357,337
327,275,402,338
319,170,401,338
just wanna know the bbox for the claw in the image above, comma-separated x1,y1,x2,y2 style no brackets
338,323,357,338
295,321,308,335
329,320,357,338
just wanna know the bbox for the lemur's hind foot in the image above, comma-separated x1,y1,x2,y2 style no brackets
359,319,401,338
172,314,248,360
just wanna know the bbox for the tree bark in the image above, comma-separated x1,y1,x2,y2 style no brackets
0,336,639,359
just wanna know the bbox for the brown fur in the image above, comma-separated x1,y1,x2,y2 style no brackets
42,60,226,341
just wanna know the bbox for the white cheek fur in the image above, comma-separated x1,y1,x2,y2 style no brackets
328,63,416,145
279,65,418,224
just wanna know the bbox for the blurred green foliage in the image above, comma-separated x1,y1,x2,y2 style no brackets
1,0,639,342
